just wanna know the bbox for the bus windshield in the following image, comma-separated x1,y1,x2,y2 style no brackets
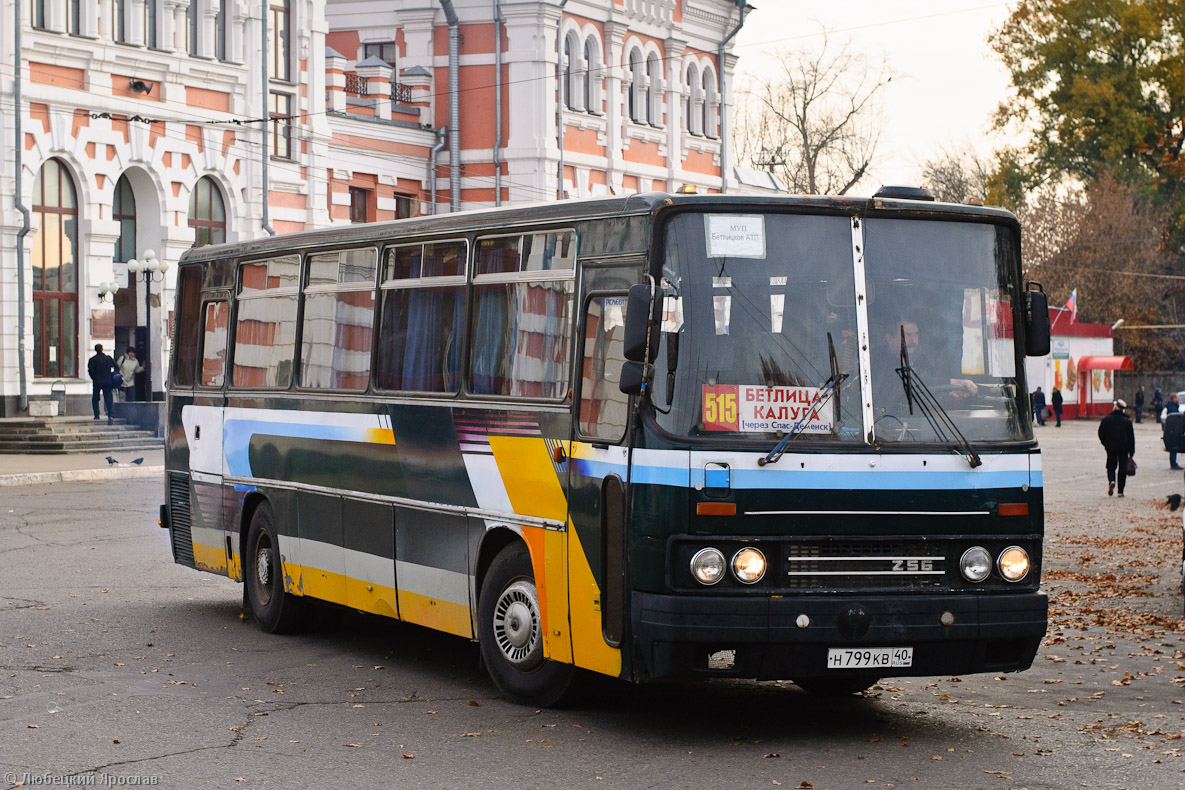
652,211,1029,445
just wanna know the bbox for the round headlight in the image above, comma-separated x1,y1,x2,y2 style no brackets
997,546,1031,582
690,548,726,585
959,546,992,583
732,547,767,584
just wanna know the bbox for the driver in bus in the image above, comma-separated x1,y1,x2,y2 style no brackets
877,317,978,401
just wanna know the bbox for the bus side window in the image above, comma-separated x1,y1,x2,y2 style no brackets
232,256,299,388
578,295,629,442
172,266,203,387
300,248,378,391
374,240,466,392
470,231,576,399
201,301,230,388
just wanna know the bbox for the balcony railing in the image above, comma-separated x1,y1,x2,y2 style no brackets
345,73,368,97
391,82,413,104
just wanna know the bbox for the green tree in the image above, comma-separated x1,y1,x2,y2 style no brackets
990,0,1185,186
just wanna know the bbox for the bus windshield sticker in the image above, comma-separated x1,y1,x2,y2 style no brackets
712,276,731,288
705,214,766,259
770,294,785,333
712,295,731,335
701,384,835,433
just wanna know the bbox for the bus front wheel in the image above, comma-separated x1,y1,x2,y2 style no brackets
245,502,305,633
478,544,577,706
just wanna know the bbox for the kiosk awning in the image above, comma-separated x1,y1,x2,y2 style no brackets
1076,355,1134,371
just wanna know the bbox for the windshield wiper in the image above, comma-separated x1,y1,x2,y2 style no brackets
895,327,982,469
759,333,848,467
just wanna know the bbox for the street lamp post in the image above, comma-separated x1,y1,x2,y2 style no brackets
126,249,170,401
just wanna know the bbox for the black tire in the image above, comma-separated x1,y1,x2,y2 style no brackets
245,502,305,633
794,675,878,696
478,544,577,706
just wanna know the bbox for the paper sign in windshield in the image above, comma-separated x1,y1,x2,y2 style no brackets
705,215,766,259
702,385,834,433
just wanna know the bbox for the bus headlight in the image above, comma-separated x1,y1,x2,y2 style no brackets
690,548,726,585
997,546,1031,582
732,547,766,584
959,546,992,583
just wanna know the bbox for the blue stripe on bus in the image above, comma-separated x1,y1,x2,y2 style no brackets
574,458,1035,491
224,420,367,477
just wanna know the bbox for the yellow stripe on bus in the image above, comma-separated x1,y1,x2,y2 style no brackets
193,541,228,575
366,427,396,445
398,589,474,638
489,435,573,664
568,519,623,678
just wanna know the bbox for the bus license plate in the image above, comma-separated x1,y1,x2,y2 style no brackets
827,647,913,669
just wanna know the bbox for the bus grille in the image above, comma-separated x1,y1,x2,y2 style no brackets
784,540,946,590
168,473,195,567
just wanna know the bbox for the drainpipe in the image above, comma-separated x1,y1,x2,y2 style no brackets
718,1,747,194
14,0,30,411
493,0,503,206
555,0,570,200
261,1,274,234
429,127,449,214
438,1,461,212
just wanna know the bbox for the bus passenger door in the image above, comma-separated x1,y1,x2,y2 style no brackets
566,292,635,678
183,298,233,577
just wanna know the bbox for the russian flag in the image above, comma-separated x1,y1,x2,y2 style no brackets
1066,288,1077,322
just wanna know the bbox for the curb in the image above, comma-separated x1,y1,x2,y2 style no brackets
0,465,164,487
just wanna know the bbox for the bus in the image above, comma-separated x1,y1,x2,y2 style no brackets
161,188,1051,704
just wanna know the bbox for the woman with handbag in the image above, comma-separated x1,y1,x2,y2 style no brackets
1098,400,1136,497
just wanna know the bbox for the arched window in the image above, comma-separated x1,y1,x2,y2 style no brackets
113,174,136,263
685,63,699,135
31,159,79,378
189,177,226,247
646,54,662,126
703,69,718,138
563,34,576,110
583,39,596,112
627,49,643,123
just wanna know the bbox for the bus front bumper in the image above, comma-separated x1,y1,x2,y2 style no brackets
631,591,1047,681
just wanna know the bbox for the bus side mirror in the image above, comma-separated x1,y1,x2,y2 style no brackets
1024,283,1051,357
622,283,659,363
619,361,652,395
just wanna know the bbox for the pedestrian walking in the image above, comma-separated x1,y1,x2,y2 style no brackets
117,348,144,402
1163,392,1184,469
1032,387,1047,426
1051,387,1064,427
1135,385,1146,423
1154,387,1165,423
1098,400,1135,497
86,344,118,425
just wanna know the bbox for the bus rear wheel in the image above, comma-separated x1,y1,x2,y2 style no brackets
245,502,305,634
794,676,878,696
478,544,577,707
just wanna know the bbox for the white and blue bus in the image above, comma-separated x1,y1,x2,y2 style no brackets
162,187,1050,704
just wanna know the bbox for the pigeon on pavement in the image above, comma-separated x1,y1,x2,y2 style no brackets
105,456,118,466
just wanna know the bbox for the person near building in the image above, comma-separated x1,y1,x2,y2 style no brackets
1032,386,1047,426
1153,387,1165,423
1051,386,1064,427
1162,391,1184,470
1098,400,1135,497
117,348,144,402
87,344,118,424
1135,385,1146,423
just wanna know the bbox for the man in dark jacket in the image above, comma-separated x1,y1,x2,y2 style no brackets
87,344,118,424
1135,386,1146,423
1032,387,1047,426
1098,399,1136,497
1051,387,1064,427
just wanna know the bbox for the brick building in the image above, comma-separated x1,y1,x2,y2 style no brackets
0,0,770,415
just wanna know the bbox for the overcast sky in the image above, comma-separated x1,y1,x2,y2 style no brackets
732,0,1015,194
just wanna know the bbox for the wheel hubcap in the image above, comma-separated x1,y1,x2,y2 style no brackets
253,539,273,606
492,580,540,668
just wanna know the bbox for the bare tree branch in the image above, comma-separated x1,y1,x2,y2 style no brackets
735,32,889,195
